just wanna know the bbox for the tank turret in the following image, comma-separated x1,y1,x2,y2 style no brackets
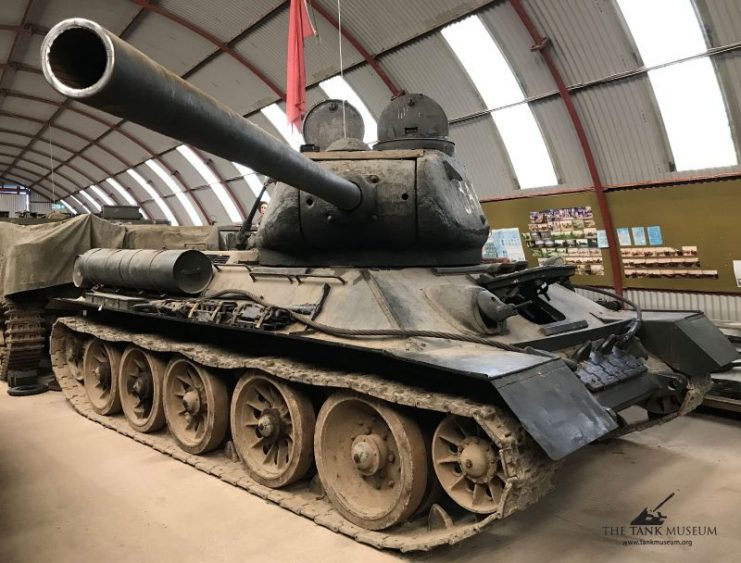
41,18,489,267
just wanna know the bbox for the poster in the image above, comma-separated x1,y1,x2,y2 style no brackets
631,227,647,246
596,229,609,248
647,225,663,246
522,206,604,275
616,228,632,246
483,227,526,261
621,245,718,279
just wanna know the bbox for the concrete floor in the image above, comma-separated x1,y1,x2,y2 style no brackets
1,390,739,563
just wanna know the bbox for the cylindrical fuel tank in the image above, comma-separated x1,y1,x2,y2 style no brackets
73,248,213,295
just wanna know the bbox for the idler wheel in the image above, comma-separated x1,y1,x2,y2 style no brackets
118,346,166,433
432,415,505,514
230,373,315,488
163,358,228,455
82,338,122,415
314,392,427,530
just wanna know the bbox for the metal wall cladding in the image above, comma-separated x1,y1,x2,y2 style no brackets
576,288,741,324
0,193,28,215
158,0,284,42
29,200,52,215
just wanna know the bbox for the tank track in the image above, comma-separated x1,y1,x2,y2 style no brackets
0,300,46,381
609,371,711,438
50,316,558,551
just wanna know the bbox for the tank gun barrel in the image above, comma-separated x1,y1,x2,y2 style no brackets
40,18,362,211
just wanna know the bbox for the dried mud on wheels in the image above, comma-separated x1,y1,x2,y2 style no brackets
51,316,558,551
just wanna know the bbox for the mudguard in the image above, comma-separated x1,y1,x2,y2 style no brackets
639,311,738,376
393,346,617,460
492,360,617,460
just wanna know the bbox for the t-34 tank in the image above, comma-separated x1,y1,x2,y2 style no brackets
41,19,738,551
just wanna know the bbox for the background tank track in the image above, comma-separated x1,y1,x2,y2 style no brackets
50,316,558,551
0,300,45,381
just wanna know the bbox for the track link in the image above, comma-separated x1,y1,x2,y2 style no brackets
51,316,558,551
0,300,45,381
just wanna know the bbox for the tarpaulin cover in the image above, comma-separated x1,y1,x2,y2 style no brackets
0,215,219,296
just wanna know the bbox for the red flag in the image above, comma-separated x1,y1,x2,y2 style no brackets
286,0,315,130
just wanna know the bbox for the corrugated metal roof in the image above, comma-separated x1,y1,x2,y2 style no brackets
480,2,554,97
313,0,491,55
187,51,277,116
0,31,15,64
158,0,284,43
68,156,106,183
98,131,152,165
450,117,517,198
34,0,142,35
530,97,591,187
381,33,484,120
54,109,111,139
131,162,189,225
342,66,394,120
526,0,638,85
118,122,179,155
161,150,230,224
8,72,63,102
2,0,741,222
572,76,670,184
81,145,123,176
698,0,741,47
234,8,363,92
127,11,216,76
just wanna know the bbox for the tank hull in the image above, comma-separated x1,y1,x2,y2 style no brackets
47,249,733,549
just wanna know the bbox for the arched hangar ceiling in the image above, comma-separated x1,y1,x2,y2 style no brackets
1,0,741,224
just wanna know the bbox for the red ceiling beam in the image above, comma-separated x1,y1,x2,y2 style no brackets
509,0,623,295
309,1,400,96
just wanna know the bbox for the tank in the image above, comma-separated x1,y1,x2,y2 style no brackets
41,19,738,551
0,214,221,391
